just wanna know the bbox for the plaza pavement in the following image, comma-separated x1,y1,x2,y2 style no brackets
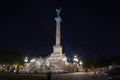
20,72,96,80
51,72,95,80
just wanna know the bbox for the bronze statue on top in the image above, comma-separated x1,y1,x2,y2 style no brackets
56,8,62,17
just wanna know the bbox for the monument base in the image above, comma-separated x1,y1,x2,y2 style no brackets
49,45,68,70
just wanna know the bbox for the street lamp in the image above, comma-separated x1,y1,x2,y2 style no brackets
24,57,28,63
63,58,66,62
73,55,79,72
74,55,77,58
79,60,83,71
79,61,83,65
73,55,78,62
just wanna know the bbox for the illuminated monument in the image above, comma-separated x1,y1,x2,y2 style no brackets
23,8,68,73
49,8,68,70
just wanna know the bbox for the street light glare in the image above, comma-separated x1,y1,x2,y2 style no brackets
30,58,36,63
74,55,77,58
79,61,83,65
24,57,28,63
73,58,78,62
63,58,66,61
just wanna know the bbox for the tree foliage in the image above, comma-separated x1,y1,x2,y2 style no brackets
84,54,110,69
0,49,26,65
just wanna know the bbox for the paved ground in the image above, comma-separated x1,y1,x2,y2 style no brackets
51,72,95,80
22,72,96,80
0,72,97,80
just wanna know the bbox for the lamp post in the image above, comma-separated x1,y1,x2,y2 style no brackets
79,61,83,66
24,57,28,63
73,55,78,72
73,55,78,62
79,60,83,71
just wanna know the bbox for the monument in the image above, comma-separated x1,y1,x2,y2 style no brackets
49,8,68,70
23,8,69,73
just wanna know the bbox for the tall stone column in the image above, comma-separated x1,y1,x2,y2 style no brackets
55,17,62,45
49,8,68,70
52,8,63,54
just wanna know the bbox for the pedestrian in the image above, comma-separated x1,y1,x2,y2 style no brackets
47,71,52,80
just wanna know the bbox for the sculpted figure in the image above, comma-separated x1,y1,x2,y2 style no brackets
56,8,61,17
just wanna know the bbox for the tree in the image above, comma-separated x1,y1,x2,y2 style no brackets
111,56,120,66
0,48,26,65
84,54,110,69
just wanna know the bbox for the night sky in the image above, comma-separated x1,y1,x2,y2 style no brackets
0,0,119,58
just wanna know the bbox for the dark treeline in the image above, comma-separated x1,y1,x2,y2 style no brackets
0,48,26,65
84,54,120,69
0,48,48,65
0,48,120,68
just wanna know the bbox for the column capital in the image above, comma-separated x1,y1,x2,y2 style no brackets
55,17,62,23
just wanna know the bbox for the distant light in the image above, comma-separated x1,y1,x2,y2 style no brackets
46,62,49,66
73,62,75,64
63,58,66,61
24,57,28,63
3,64,5,67
73,58,78,62
74,55,77,58
30,58,36,63
79,61,83,65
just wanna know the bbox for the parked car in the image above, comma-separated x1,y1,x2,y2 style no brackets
101,66,120,80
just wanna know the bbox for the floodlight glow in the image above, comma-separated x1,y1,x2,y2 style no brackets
3,64,5,67
74,55,77,58
79,61,83,65
30,58,36,63
24,57,28,62
73,57,78,62
63,58,66,61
